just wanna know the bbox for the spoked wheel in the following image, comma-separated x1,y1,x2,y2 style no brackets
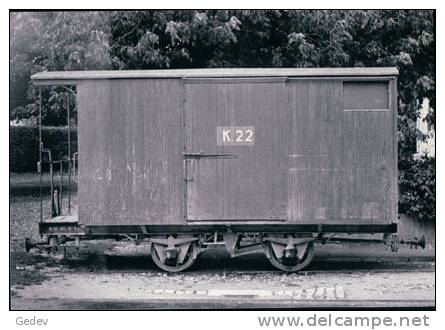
150,236,198,273
266,239,315,272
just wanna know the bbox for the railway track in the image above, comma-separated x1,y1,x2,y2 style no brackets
11,263,435,310
179,268,436,276
11,247,435,311
100,253,435,274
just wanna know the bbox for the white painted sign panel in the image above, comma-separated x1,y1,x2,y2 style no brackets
216,126,255,146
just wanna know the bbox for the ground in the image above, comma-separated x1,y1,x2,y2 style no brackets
9,173,435,310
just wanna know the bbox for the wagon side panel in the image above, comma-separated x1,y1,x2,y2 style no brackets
288,78,396,225
78,79,184,225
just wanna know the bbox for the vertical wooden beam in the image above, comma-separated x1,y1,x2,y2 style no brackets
59,161,63,214
39,87,43,223
67,91,71,214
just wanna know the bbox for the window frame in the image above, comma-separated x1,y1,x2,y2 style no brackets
342,78,391,112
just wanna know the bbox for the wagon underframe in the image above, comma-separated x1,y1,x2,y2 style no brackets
40,221,397,236
34,218,398,272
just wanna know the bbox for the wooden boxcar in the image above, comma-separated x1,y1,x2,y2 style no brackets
30,68,399,272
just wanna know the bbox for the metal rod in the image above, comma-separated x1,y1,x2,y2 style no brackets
39,87,42,223
50,157,54,217
59,161,63,214
67,91,71,214
53,189,60,216
61,85,76,97
41,159,72,163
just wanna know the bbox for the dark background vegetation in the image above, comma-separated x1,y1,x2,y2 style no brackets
9,10,435,221
10,126,77,173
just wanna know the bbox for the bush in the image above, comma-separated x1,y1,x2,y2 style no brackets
10,126,77,173
399,156,436,222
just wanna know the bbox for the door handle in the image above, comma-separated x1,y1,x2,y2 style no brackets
184,159,194,182
182,151,238,159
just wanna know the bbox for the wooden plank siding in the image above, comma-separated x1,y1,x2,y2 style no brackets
51,69,398,227
77,79,183,225
184,80,288,221
288,79,396,224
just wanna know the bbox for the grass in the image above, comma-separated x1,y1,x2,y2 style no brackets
10,249,59,290
10,173,82,289
10,192,111,289
10,194,57,288
9,172,119,291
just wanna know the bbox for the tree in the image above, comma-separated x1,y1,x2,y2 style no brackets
109,10,242,69
10,11,112,126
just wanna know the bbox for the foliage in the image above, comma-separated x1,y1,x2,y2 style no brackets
11,87,78,127
10,126,77,173
399,156,435,221
10,11,112,126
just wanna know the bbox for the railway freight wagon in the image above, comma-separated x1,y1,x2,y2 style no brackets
28,68,399,272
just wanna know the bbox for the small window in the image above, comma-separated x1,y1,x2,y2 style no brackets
343,81,389,111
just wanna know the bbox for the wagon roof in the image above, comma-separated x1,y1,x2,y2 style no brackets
31,67,398,85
